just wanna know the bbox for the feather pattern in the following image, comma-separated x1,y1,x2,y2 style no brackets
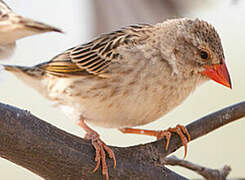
42,24,152,75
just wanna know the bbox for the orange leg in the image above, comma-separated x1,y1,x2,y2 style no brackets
119,124,191,158
76,120,116,180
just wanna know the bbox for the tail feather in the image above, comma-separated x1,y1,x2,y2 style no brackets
20,17,63,34
3,64,45,79
0,1,63,44
4,64,29,72
0,0,62,34
3,64,49,97
0,16,63,44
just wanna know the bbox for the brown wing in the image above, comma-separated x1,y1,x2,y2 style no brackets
40,24,152,76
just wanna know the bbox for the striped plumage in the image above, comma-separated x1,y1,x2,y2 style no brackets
42,24,152,75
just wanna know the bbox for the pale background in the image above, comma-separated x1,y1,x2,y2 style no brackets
0,0,245,179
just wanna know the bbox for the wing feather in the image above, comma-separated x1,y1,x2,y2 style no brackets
41,24,152,76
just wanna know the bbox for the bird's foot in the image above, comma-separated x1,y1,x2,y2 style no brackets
156,125,191,158
76,120,116,180
86,131,116,180
120,124,191,158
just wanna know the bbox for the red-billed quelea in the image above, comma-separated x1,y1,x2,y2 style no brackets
0,0,62,60
3,18,232,180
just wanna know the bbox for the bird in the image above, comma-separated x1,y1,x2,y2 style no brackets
0,0,62,60
2,18,232,180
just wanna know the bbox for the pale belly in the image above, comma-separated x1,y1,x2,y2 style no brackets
51,76,197,129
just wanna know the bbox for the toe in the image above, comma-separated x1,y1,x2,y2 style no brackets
104,145,116,168
89,135,116,180
177,124,191,141
91,140,101,172
169,125,190,158
156,130,172,150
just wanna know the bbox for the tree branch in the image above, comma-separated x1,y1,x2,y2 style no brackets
163,155,231,180
0,102,187,180
0,101,245,179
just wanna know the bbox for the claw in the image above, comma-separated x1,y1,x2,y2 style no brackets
77,120,116,180
167,125,190,158
120,124,191,158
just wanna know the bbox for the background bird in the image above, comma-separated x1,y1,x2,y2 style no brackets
0,0,62,60
2,18,231,180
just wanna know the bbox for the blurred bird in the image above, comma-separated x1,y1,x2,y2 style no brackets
0,0,62,60
3,18,232,180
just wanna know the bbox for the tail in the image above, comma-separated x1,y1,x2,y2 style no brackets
0,0,63,44
3,64,48,96
19,17,63,34
0,15,63,44
3,64,45,78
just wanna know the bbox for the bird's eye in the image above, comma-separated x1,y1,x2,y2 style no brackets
200,51,209,60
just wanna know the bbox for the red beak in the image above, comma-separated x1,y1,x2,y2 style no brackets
200,59,232,89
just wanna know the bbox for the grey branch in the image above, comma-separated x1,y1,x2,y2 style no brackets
0,101,245,179
163,155,231,180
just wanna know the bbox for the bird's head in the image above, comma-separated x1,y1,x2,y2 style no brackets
174,18,232,89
